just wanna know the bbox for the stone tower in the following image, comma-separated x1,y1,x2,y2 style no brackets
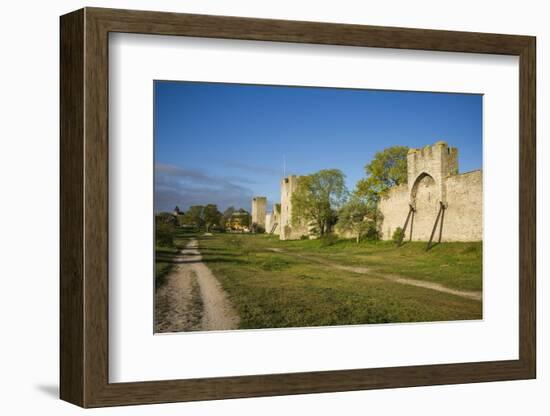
407,141,458,206
251,196,267,230
280,175,308,240
378,140,482,242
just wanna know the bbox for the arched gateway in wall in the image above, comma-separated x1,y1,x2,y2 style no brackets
408,172,440,242
400,142,456,243
378,141,484,244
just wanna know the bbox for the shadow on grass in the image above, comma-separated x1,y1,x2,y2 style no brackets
199,250,240,257
155,253,178,260
190,246,227,251
200,257,250,265
155,256,249,265
426,241,441,251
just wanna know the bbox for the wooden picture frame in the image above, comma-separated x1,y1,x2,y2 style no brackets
60,7,536,408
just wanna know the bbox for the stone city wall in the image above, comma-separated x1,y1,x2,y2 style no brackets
379,141,482,242
255,141,481,242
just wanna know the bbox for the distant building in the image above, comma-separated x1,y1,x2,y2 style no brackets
227,209,251,231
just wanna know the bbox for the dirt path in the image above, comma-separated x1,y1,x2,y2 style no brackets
155,239,239,333
185,239,240,330
155,265,202,333
268,248,482,301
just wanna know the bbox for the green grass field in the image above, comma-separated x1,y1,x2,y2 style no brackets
194,233,482,329
249,235,483,291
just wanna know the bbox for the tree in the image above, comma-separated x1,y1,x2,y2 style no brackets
155,212,177,226
154,212,177,247
176,213,187,227
181,205,205,230
238,209,251,228
337,196,379,243
356,146,409,203
155,223,175,247
291,169,348,237
203,204,222,232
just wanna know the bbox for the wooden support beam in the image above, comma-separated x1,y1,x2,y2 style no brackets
398,204,415,246
427,202,445,250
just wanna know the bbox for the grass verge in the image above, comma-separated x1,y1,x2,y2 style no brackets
198,233,482,329
154,228,196,289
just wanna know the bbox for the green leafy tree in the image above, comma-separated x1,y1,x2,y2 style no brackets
181,205,205,230
291,169,348,237
203,204,222,232
155,223,174,247
337,196,379,243
176,213,187,227
356,146,409,203
155,212,178,226
155,212,177,247
237,208,251,228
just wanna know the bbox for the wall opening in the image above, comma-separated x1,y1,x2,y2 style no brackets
410,173,438,241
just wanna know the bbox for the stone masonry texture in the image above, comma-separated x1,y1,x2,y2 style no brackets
379,141,482,242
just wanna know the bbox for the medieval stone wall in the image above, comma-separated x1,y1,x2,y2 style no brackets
378,184,410,241
265,213,274,233
379,142,482,242
443,170,483,241
257,141,481,242
265,204,281,235
251,196,267,229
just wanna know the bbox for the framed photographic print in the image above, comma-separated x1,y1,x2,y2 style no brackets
60,7,536,408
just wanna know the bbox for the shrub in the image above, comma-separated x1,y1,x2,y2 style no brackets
320,233,339,247
210,225,225,233
364,222,380,241
392,227,404,245
156,223,175,247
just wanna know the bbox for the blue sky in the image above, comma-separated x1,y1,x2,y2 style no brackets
154,81,482,213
